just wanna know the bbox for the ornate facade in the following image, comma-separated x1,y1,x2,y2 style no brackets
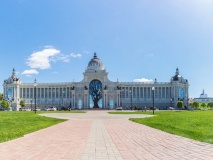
3,53,189,110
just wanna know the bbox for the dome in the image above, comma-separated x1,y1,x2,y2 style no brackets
171,68,187,83
87,53,105,71
173,75,182,81
172,68,181,81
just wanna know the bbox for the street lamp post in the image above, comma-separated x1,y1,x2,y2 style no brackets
34,79,37,114
130,89,132,110
152,87,155,115
171,98,173,108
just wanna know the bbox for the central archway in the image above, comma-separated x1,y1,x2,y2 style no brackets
89,80,102,108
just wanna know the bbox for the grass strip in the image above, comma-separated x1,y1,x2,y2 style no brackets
109,110,213,144
0,112,66,143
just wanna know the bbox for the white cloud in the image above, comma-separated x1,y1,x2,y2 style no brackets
70,53,82,58
44,45,53,48
83,51,90,54
22,69,39,75
23,46,82,76
50,53,82,62
52,71,58,74
146,53,154,57
27,48,60,69
133,78,153,83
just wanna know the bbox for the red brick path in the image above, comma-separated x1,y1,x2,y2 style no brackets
0,111,212,160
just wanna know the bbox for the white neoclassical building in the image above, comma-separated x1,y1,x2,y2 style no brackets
194,90,213,102
3,53,189,111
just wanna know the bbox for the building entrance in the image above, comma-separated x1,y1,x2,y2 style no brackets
89,80,102,108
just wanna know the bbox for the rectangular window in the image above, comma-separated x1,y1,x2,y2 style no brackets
49,88,51,98
147,87,150,98
140,87,143,98
126,87,129,98
63,88,66,98
144,87,147,98
23,88,26,98
155,87,158,98
27,88,29,98
158,87,161,99
133,87,136,98
66,87,69,98
45,88,48,98
121,87,125,98
137,87,139,98
60,88,62,98
162,87,165,98
129,87,132,99
20,88,22,98
30,88,33,98
56,88,59,98
41,88,44,98
70,87,72,98
38,88,40,98
52,88,55,98
166,87,169,98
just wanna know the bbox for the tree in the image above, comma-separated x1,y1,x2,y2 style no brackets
89,80,102,108
1,100,9,110
0,93,3,101
177,101,183,109
192,101,200,110
207,102,213,109
200,102,206,109
20,100,26,108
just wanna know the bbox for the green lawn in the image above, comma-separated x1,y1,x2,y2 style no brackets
109,110,213,144
0,112,66,143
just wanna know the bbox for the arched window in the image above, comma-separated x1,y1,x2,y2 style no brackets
89,80,102,108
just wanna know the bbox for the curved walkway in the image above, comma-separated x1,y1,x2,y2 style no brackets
0,111,213,160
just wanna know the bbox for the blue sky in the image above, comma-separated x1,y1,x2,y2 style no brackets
0,0,213,98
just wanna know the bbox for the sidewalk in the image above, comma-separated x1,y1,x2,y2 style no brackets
0,111,213,160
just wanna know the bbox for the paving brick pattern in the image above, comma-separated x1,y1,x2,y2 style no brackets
104,120,213,160
0,111,213,160
0,121,92,160
81,120,123,160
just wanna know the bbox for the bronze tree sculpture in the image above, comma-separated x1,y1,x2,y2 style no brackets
89,80,102,108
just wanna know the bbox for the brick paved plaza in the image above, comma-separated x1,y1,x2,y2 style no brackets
0,111,213,160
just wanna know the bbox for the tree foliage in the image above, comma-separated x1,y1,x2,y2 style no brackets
0,93,3,101
20,100,26,108
208,102,213,108
192,101,200,110
177,101,183,109
200,102,207,109
1,100,10,109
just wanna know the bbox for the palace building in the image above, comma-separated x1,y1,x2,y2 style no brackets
3,53,189,111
